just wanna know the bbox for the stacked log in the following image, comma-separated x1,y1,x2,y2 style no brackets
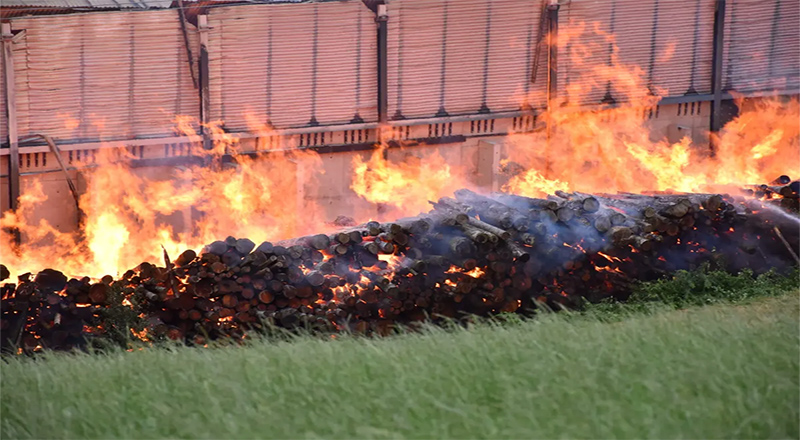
741,175,800,213
2,185,799,353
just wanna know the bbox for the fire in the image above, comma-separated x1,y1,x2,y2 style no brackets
351,145,466,216
446,265,485,278
502,24,799,197
464,267,485,278
0,20,798,282
1,118,325,279
593,265,623,274
130,328,148,341
597,252,621,262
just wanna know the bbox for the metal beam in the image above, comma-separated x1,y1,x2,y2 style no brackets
177,0,198,90
544,0,559,178
546,0,559,111
376,3,388,126
2,22,19,218
198,14,211,151
710,0,726,140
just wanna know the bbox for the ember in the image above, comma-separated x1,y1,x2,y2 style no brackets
2,183,798,354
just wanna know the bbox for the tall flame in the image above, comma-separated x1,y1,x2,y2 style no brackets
1,21,798,280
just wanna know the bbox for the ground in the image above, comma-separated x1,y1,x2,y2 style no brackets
1,292,798,439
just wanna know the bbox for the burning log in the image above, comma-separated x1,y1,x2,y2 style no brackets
2,183,798,352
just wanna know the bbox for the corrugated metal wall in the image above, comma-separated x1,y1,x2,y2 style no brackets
387,0,547,119
1,29,30,143
9,10,198,143
207,0,377,131
486,0,547,112
560,0,716,105
724,0,800,93
1,0,799,148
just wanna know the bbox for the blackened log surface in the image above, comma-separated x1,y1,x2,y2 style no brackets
2,187,799,353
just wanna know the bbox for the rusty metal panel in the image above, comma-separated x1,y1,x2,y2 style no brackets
11,11,198,144
724,0,800,93
208,1,376,132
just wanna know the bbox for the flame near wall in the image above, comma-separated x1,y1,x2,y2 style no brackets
1,24,798,280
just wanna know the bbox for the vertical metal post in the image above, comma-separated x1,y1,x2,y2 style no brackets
198,15,212,151
177,0,198,90
546,0,559,112
545,0,559,177
376,2,389,139
709,0,726,153
2,23,19,223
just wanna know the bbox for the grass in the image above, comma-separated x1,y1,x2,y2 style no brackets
2,291,798,439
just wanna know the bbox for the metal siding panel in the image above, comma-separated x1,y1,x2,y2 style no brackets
441,0,489,115
725,0,800,93
650,0,715,96
13,31,30,141
391,0,547,116
209,7,272,130
82,13,134,140
388,0,445,119
612,0,657,98
0,42,4,143
15,16,83,141
487,0,545,112
770,0,800,92
131,11,200,138
315,1,370,124
264,3,314,128
3,0,173,9
357,7,378,123
561,0,615,105
209,1,375,131
386,0,400,118
562,0,715,104
13,11,195,143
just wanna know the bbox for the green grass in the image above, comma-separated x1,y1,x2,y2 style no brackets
2,292,798,439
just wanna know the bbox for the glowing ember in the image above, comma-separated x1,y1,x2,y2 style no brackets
130,328,148,341
597,252,621,262
464,267,485,278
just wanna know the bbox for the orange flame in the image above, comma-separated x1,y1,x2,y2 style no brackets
1,21,798,281
351,145,467,216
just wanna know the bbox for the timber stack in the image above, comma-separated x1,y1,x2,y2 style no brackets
741,175,800,213
2,183,799,354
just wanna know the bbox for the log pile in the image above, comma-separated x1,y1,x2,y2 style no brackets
2,184,799,354
741,175,800,213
